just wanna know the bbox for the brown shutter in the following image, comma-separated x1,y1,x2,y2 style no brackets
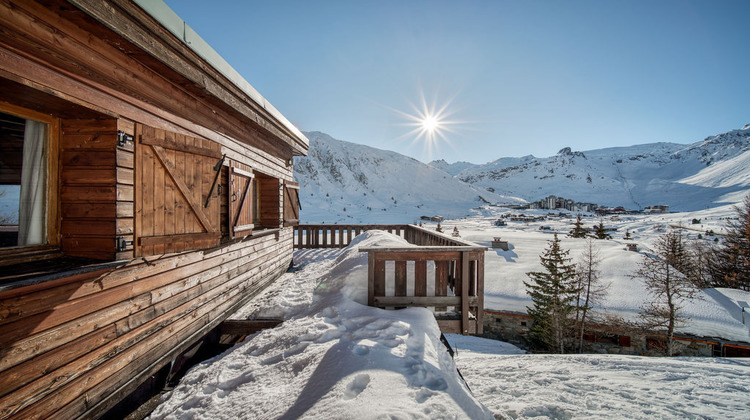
283,181,300,227
135,124,222,256
256,173,280,228
228,161,254,238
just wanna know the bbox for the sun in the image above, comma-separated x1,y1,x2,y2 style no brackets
387,90,465,161
421,115,440,133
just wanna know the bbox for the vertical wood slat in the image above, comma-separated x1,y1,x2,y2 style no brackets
164,147,175,254
469,259,477,296
435,261,448,312
174,137,186,239
454,258,462,300
477,252,484,334
367,251,375,307
374,258,385,302
414,260,427,297
394,261,407,307
461,251,470,334
134,123,143,257
141,130,154,256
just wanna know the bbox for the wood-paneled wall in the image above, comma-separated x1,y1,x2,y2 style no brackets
60,119,118,260
0,229,294,419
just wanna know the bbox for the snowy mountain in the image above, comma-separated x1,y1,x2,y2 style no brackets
454,126,750,211
295,127,750,223
294,132,525,223
426,159,477,176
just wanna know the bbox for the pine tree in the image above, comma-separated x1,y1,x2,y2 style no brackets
525,233,580,353
711,194,750,290
568,214,589,238
635,231,698,356
574,239,606,353
593,220,611,240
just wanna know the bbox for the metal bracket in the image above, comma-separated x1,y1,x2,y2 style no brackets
117,130,134,147
116,236,133,252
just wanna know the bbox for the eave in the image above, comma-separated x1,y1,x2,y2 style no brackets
66,0,309,156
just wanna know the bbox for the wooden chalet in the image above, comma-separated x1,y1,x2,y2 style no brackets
0,0,307,418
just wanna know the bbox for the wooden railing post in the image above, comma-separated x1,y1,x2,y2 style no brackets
461,251,470,334
367,251,375,306
477,252,484,334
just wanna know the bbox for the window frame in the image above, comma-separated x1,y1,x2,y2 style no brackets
0,101,60,263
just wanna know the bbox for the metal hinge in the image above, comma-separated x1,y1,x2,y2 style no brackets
116,236,133,252
117,130,134,147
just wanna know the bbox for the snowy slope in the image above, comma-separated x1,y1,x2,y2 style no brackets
294,132,525,223
456,126,750,211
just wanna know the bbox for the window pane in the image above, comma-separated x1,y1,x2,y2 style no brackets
0,111,47,247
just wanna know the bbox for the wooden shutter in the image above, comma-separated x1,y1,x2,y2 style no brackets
283,181,300,227
256,173,280,228
135,125,222,256
228,161,254,238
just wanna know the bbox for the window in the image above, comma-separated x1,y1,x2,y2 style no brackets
0,107,56,249
225,164,281,238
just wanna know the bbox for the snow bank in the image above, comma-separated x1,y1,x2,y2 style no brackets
447,334,750,419
149,231,492,419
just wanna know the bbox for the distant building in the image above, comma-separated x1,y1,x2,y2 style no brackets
644,205,670,214
530,195,599,212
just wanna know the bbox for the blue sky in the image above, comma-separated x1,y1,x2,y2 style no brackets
164,0,750,164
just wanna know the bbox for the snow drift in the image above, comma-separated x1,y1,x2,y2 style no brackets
148,231,492,419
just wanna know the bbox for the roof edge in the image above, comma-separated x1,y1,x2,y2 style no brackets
132,0,308,150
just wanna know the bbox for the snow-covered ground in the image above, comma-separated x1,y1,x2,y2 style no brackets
149,208,750,419
446,334,750,419
149,232,492,419
445,205,750,343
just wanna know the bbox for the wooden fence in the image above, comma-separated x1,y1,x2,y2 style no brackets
293,225,485,334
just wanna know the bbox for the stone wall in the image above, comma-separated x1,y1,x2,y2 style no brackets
483,310,723,357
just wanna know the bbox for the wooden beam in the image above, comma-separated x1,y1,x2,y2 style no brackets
373,296,479,307
220,319,283,336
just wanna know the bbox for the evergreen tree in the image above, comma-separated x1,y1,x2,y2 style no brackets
568,214,589,238
593,220,611,240
525,233,580,353
635,231,698,356
711,194,750,290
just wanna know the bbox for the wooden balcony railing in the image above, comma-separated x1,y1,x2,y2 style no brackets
294,224,485,335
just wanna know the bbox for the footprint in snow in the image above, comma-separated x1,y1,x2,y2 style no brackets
343,374,370,400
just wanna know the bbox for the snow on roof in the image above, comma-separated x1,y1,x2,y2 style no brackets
134,0,308,148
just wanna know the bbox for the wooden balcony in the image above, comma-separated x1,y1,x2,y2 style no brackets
293,225,485,335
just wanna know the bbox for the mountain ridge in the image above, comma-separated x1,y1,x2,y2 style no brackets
294,127,750,223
